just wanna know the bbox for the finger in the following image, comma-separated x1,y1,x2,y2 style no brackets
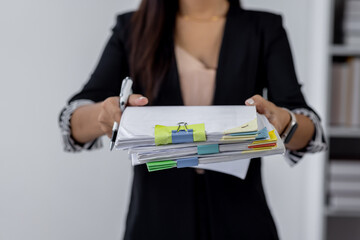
245,95,269,115
128,94,149,106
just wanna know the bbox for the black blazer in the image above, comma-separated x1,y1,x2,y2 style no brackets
68,1,314,239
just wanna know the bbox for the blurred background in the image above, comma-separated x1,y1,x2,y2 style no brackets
1,0,358,239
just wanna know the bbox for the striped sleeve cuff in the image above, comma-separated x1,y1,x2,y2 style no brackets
285,108,327,166
59,99,103,152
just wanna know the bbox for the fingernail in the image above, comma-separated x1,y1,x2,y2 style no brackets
138,97,145,100
246,98,254,105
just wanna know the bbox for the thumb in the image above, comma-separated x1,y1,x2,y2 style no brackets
128,94,149,106
245,95,265,113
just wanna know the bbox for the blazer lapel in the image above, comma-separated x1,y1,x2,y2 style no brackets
154,42,184,106
213,2,259,105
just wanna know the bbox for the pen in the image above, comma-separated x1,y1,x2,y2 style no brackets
109,77,133,151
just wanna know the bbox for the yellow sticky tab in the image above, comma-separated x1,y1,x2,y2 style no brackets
154,125,173,145
224,118,258,134
221,135,257,141
268,130,277,140
192,124,206,142
154,124,206,146
242,146,276,153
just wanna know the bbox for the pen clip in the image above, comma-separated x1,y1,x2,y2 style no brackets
120,77,130,97
120,77,133,112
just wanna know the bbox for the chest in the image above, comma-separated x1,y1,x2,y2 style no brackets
175,18,226,69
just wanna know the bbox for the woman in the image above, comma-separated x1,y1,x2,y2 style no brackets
59,0,326,239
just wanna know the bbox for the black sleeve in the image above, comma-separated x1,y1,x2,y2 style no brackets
261,14,327,163
68,14,131,103
262,14,313,112
58,14,132,152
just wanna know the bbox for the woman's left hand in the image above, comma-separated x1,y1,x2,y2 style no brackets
245,95,290,135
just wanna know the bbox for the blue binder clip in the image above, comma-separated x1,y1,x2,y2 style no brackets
171,122,194,144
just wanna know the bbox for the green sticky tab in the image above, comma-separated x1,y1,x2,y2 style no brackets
146,160,176,172
154,124,206,145
197,144,219,155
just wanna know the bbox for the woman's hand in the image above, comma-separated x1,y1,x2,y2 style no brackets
245,94,315,150
71,94,148,144
98,94,148,138
245,95,290,135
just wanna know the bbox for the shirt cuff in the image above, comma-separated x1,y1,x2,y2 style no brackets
284,108,327,166
59,99,103,152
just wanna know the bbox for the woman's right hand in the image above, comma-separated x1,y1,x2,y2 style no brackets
98,94,148,138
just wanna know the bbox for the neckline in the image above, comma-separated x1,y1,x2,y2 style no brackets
171,0,241,106
175,45,217,71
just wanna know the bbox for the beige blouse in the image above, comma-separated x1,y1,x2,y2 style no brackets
175,45,217,174
175,45,216,106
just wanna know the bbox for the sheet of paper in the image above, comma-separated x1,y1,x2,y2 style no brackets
194,159,251,179
117,106,257,142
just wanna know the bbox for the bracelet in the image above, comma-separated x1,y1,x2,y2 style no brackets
281,108,298,144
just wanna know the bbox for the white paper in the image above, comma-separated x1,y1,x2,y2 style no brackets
116,106,257,143
194,159,251,179
118,106,284,179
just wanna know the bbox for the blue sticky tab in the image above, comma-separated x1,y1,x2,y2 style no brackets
172,129,194,144
177,157,199,168
197,144,219,155
255,127,269,140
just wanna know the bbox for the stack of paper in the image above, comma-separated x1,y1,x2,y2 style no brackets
115,106,285,178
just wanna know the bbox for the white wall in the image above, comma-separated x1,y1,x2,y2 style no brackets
0,1,140,239
0,0,328,240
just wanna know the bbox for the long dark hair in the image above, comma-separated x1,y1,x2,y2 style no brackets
129,0,179,103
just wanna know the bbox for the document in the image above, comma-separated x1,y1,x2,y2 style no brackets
116,106,258,148
115,106,285,179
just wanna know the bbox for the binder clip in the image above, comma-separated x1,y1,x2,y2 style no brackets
171,122,194,144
